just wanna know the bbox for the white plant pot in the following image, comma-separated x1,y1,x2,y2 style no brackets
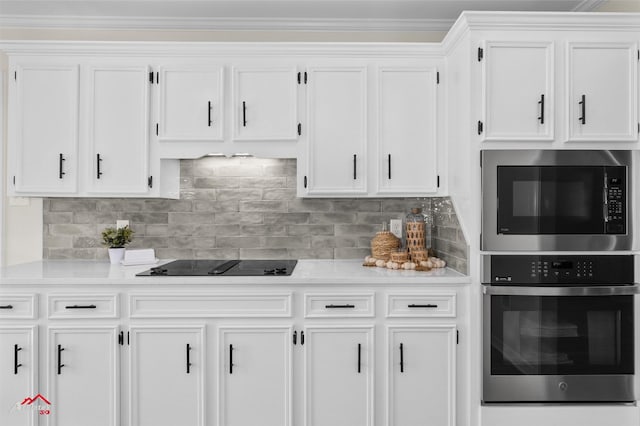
108,248,126,264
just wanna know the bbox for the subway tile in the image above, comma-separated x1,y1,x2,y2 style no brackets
214,213,263,225
309,213,357,224
333,200,382,212
49,224,96,237
237,177,287,188
193,200,239,213
169,236,216,249
155,248,195,259
72,211,118,224
72,236,102,249
45,236,73,248
263,236,311,249
287,225,334,236
263,188,296,200
311,236,359,249
355,213,404,225
143,200,193,212
287,199,333,213
49,199,98,212
168,212,214,225
129,213,170,224
334,224,380,236
184,189,219,200
240,225,287,236
193,177,239,189
96,200,145,212
216,189,262,201
216,236,265,248
44,212,73,224
263,213,309,225
239,201,287,212
263,160,296,177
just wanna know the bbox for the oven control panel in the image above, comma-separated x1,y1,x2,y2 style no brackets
484,255,634,285
605,170,626,234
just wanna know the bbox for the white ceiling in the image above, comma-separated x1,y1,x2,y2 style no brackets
0,0,609,31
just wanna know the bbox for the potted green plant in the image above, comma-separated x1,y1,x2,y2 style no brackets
102,225,134,264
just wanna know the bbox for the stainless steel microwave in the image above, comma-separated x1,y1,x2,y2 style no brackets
481,150,632,251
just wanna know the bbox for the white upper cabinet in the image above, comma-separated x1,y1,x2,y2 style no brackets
480,41,554,141
158,66,224,141
86,65,151,194
376,67,438,195
10,64,79,194
232,67,298,141
304,67,367,196
566,42,638,142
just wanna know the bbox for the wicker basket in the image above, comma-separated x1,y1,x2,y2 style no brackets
410,249,429,263
371,231,400,261
390,250,409,263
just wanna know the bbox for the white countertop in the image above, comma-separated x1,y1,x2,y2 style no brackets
0,259,470,286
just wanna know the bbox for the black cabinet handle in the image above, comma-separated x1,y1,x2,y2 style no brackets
14,344,22,375
537,94,545,124
400,343,404,373
186,344,192,374
293,330,297,345
65,304,97,309
408,304,438,308
388,154,392,179
242,101,247,127
353,155,357,180
208,101,212,127
325,304,355,309
57,344,65,375
0,305,13,309
96,154,103,179
301,331,305,345
229,344,234,374
59,153,66,179
578,94,586,124
357,343,361,373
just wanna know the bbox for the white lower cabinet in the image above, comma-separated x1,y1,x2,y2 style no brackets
218,326,292,426
304,326,374,426
129,326,205,426
47,326,119,426
387,325,456,426
0,326,37,426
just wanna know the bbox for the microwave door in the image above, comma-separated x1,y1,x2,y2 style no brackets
497,166,606,235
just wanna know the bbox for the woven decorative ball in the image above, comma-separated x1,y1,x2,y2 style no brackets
371,231,400,261
390,250,409,263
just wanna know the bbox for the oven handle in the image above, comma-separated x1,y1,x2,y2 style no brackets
483,284,640,296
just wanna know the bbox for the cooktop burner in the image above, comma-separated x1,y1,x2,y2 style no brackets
136,259,297,277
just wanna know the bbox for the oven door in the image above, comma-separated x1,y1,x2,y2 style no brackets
483,285,638,403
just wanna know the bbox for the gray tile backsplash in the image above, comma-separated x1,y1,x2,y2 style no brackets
43,158,468,274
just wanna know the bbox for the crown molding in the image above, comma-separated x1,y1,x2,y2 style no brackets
0,14,453,33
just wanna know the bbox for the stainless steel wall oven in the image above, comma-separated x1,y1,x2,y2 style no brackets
481,150,632,251
482,254,638,403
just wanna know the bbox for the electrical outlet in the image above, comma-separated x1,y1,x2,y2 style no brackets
389,219,402,238
116,220,129,229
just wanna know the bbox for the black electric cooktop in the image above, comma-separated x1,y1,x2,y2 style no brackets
136,259,297,277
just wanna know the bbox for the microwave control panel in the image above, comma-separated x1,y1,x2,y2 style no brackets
486,255,634,285
605,168,626,234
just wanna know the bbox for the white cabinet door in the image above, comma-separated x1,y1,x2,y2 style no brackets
10,64,79,194
129,326,205,426
567,42,638,142
305,67,367,196
219,326,292,426
0,327,37,426
158,67,224,141
481,41,554,141
86,65,150,194
387,325,456,426
47,326,119,426
377,67,438,195
304,326,374,426
233,67,298,141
